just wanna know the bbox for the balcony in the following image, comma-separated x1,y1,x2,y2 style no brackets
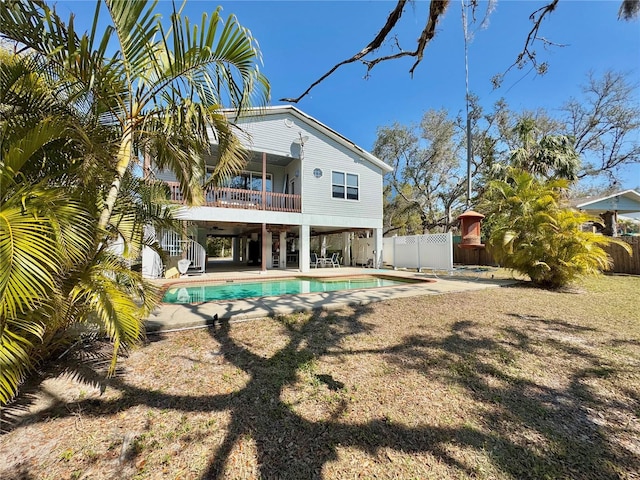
166,181,301,213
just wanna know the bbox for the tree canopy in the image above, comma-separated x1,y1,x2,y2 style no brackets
375,70,639,235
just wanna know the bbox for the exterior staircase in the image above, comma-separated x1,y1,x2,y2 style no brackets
160,230,206,274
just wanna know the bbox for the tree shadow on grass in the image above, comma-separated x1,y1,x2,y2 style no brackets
198,309,496,478
0,336,121,432
382,316,640,479
2,302,638,479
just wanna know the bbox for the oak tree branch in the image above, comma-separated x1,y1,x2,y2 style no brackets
280,0,451,103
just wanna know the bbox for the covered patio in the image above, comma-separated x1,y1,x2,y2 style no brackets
187,221,379,274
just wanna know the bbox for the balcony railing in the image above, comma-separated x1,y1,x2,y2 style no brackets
166,182,301,213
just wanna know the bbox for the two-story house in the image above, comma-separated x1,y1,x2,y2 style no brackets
142,105,392,277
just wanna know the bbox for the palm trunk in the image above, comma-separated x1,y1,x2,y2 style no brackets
98,125,133,230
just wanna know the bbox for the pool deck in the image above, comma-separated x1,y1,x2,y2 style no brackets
146,267,517,333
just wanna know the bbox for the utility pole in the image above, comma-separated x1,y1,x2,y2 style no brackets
462,0,472,210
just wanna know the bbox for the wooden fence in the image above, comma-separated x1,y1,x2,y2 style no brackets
452,236,640,275
604,236,640,275
453,245,495,266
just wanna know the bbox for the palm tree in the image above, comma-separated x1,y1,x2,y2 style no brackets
0,0,270,231
491,118,581,182
0,65,179,403
0,49,97,403
1,169,174,405
0,0,269,404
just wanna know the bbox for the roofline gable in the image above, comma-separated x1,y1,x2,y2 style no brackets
223,106,393,173
576,189,640,209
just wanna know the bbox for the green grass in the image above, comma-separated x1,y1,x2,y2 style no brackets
1,275,639,479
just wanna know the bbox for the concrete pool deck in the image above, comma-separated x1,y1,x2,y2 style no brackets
146,267,517,332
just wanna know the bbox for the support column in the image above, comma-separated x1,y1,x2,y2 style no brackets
342,232,351,267
262,152,267,210
373,227,383,269
266,229,273,269
261,223,267,273
320,235,327,257
299,224,310,273
279,231,287,269
232,237,240,262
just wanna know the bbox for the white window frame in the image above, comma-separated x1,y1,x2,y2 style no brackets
331,171,359,201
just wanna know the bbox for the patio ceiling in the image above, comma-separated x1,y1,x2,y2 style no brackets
199,221,369,238
204,146,294,168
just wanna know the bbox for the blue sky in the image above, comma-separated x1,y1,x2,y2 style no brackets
58,0,640,189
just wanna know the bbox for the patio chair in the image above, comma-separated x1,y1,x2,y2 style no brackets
310,252,322,268
328,252,341,268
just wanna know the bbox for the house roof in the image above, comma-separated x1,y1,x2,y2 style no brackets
573,189,640,214
225,105,394,173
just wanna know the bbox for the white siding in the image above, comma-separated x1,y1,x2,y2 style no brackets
233,112,384,223
151,168,179,183
301,139,383,220
234,112,303,157
150,108,386,229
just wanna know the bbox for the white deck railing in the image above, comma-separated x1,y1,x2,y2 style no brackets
166,182,302,213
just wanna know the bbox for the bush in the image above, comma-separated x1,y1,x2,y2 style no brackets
483,169,631,289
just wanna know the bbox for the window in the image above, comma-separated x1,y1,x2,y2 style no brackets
212,169,272,191
332,171,359,200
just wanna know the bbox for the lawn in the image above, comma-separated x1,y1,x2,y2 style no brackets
1,275,639,479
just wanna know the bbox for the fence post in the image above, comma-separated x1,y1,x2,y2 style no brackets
393,235,397,270
447,232,453,271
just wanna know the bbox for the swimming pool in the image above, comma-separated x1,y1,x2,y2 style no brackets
162,276,418,304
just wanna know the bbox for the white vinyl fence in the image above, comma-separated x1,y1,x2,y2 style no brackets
382,232,453,272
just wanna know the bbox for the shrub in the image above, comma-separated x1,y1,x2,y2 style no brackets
484,169,631,289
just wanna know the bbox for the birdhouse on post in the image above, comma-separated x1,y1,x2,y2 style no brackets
458,210,485,249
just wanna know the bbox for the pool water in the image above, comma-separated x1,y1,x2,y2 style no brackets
162,276,415,304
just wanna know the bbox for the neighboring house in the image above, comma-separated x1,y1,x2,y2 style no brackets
573,189,640,236
142,105,393,277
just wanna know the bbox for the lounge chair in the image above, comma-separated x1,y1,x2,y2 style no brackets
327,252,341,268
310,252,322,268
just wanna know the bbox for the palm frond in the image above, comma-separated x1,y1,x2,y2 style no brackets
1,193,63,318
67,251,158,375
0,320,43,404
